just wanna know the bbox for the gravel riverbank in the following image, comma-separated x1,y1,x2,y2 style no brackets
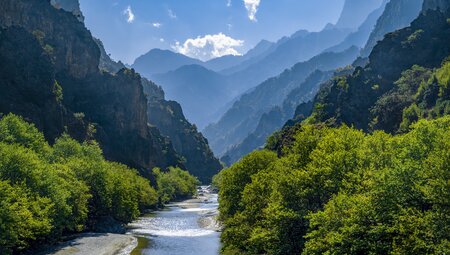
35,233,137,255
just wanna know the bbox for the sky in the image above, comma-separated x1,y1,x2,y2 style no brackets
79,0,346,64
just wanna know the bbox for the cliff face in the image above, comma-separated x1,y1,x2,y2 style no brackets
0,0,98,79
313,8,450,132
0,0,182,177
361,0,423,57
50,0,84,22
335,0,384,29
143,79,222,184
422,0,450,11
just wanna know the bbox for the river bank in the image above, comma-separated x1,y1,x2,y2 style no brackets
35,233,137,255
35,186,220,255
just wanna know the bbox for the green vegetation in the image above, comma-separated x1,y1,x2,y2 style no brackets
153,167,199,204
0,114,197,254
216,117,450,254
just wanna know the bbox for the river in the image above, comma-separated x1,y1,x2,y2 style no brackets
127,187,221,255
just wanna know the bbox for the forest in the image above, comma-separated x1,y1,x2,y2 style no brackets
0,114,198,254
216,115,450,254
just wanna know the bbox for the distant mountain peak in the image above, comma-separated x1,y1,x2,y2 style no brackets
335,0,384,29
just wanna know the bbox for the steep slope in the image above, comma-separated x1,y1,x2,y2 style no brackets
335,0,384,29
94,38,126,74
132,49,203,78
325,0,388,53
423,0,450,10
205,40,275,73
225,27,353,97
50,0,84,22
361,0,424,57
152,64,231,129
204,47,360,157
143,79,222,183
220,70,331,165
223,0,385,96
0,0,183,178
311,7,450,133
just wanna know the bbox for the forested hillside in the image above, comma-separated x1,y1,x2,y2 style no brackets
216,3,450,254
0,114,198,254
0,0,221,183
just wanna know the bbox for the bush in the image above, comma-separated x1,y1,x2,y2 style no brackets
216,117,450,254
0,114,159,253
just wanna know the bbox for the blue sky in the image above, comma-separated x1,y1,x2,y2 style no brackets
79,0,346,64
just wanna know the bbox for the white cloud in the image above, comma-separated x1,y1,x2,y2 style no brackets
123,5,135,23
168,9,177,19
160,38,165,42
243,0,260,22
172,33,244,61
227,0,232,7
152,22,162,28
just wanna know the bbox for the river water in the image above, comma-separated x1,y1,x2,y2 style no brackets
127,187,221,255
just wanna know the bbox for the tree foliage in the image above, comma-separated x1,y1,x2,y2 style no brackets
0,114,197,254
216,116,450,255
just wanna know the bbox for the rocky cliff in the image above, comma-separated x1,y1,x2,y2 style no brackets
50,0,84,22
422,0,450,11
143,79,223,183
361,0,423,57
313,8,450,132
0,0,183,178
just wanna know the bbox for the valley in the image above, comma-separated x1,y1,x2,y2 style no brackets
0,0,449,254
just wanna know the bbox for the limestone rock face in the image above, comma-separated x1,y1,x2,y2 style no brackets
361,0,423,57
0,0,98,78
0,0,183,178
143,79,223,184
422,0,450,12
50,0,84,22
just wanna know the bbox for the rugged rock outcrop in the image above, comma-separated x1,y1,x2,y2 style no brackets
313,8,450,132
204,47,359,157
0,0,183,178
361,0,423,57
422,0,450,11
141,79,222,183
335,0,384,29
50,0,84,22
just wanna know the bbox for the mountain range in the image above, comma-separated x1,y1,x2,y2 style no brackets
0,0,222,183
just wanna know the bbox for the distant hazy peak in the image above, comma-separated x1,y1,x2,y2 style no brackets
336,0,384,29
244,40,274,58
50,0,84,22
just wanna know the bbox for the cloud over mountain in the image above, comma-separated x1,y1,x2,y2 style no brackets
173,33,244,61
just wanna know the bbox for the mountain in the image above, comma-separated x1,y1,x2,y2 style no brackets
224,27,353,98
0,0,223,183
152,64,231,129
325,0,388,53
132,49,203,78
335,0,384,29
221,0,387,97
133,0,383,131
50,0,84,22
423,0,450,11
205,40,275,73
204,47,360,157
361,0,424,57
142,79,222,183
309,7,450,133
220,70,332,165
94,38,126,74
